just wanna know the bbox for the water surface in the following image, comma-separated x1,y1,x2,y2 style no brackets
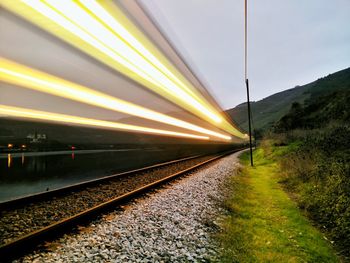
0,148,182,201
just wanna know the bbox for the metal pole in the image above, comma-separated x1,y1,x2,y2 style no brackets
245,79,253,166
245,0,253,166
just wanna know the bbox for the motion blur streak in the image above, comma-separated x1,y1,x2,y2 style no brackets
81,0,199,100
0,105,210,140
0,58,232,141
50,0,221,120
26,0,221,124
1,0,246,139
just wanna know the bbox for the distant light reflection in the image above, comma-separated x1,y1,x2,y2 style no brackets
22,153,25,166
71,152,75,160
7,154,12,168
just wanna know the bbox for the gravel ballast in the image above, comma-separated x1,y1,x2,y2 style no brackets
1,155,214,245
16,151,242,262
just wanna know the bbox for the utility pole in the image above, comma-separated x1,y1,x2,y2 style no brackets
246,79,253,166
245,0,254,166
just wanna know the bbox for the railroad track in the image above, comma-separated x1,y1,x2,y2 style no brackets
0,148,243,261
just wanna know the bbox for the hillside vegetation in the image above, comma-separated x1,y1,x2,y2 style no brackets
269,87,350,258
217,148,339,262
218,67,349,261
226,67,350,132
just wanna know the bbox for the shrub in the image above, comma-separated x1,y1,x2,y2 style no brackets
272,126,350,256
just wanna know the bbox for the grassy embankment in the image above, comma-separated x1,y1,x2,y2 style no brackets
216,144,340,262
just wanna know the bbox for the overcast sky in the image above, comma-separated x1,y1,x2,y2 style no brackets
141,0,350,109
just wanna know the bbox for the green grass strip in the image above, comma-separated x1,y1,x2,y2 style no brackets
217,148,339,262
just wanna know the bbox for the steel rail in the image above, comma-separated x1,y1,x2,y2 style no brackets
0,148,244,261
0,154,203,210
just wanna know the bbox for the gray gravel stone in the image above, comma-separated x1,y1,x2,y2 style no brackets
15,151,242,263
1,156,213,246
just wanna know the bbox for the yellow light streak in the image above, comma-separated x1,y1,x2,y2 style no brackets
73,0,215,119
0,57,232,140
0,105,210,140
81,0,199,100
0,0,246,139
2,0,244,138
8,154,12,168
25,0,221,124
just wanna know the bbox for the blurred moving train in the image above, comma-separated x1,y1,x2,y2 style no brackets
0,1,248,200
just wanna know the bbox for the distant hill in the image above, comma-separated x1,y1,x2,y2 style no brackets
274,89,350,132
226,67,350,131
